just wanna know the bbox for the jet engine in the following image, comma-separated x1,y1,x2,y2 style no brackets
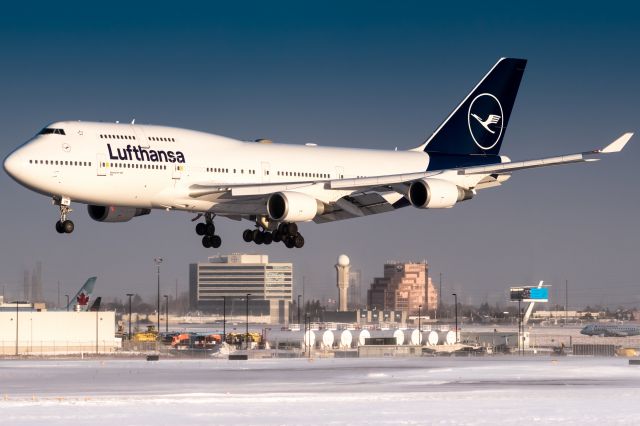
87,205,151,223
266,192,324,222
408,178,474,209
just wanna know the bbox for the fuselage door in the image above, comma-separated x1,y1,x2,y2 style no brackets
172,164,183,180
261,161,271,183
335,166,344,179
97,154,107,176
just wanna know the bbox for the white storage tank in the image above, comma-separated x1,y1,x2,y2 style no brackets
404,329,422,345
357,329,371,346
424,330,439,346
304,329,315,348
314,330,335,349
332,330,353,348
265,331,305,348
438,330,457,345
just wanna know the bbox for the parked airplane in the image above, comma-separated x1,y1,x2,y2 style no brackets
581,324,640,337
64,277,97,312
3,58,632,249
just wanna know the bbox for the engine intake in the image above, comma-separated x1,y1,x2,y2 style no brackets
267,192,324,222
408,178,473,209
88,205,151,223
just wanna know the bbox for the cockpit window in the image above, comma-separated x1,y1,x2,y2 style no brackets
39,128,66,135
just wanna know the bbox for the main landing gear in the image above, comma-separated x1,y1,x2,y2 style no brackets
195,213,221,248
242,222,304,249
54,197,74,234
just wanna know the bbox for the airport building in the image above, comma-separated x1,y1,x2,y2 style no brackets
0,310,117,355
367,261,438,314
189,254,292,324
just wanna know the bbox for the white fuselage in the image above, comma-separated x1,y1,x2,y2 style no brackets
580,324,640,337
4,121,430,214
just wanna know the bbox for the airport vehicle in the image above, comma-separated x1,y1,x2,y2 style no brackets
171,333,222,349
580,324,640,337
226,332,262,345
133,325,159,342
3,58,632,249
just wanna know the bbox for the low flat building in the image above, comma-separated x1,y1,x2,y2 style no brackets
0,311,116,355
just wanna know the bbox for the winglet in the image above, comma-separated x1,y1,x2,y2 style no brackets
599,132,633,153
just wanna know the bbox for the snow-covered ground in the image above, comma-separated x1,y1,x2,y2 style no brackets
1,356,639,425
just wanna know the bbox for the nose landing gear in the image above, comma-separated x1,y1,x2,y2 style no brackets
54,197,74,234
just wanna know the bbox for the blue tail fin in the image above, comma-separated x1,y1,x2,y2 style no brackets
415,58,527,156
66,276,97,312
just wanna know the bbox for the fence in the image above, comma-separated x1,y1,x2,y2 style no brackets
0,340,118,356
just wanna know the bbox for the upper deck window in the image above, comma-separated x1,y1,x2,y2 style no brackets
39,128,66,135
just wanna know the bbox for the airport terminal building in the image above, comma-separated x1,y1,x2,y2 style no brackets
189,254,292,323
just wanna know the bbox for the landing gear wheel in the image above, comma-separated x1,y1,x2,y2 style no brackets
242,229,254,242
272,231,282,243
293,233,304,248
205,223,215,236
62,220,74,234
55,200,74,235
202,235,212,248
196,223,207,236
263,232,273,245
254,231,265,245
286,222,298,236
284,237,295,249
211,235,222,248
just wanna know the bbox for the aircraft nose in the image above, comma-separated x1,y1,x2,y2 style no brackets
3,150,20,179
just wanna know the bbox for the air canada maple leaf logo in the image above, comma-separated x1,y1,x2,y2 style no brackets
77,292,90,306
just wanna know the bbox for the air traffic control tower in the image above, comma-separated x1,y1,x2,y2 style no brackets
336,254,351,311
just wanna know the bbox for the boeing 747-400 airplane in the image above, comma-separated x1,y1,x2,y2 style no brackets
3,58,632,249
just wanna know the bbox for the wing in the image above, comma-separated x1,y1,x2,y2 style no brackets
188,133,632,223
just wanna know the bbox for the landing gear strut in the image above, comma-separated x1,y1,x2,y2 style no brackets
195,213,221,248
242,221,304,249
54,197,74,234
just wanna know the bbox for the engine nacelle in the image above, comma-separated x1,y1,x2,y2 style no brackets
408,178,473,209
266,192,324,222
87,205,151,223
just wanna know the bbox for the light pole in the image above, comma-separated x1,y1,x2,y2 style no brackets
15,300,19,356
439,273,442,319
154,257,163,333
222,296,227,344
65,294,69,311
163,295,169,333
304,313,308,355
126,293,134,340
245,293,251,350
518,299,522,355
452,293,458,343
306,313,311,359
418,304,422,343
565,279,569,326
297,294,301,326
95,303,99,355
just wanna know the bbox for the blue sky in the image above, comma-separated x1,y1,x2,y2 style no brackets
1,1,638,308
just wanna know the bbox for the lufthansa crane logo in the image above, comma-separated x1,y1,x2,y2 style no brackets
467,93,503,150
